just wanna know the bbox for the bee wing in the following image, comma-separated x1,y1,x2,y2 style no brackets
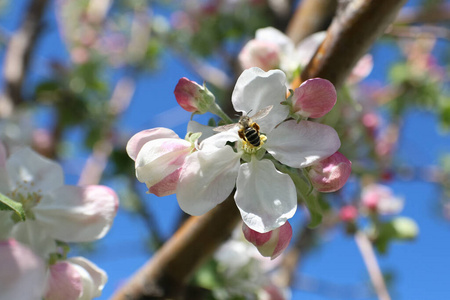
213,123,238,132
251,105,273,121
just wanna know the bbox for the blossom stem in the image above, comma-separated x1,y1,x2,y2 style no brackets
208,103,234,124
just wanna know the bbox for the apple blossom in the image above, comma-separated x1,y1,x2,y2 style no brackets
308,151,352,193
0,147,118,247
361,184,404,215
174,77,215,113
0,239,47,300
127,127,198,196
239,27,299,76
176,68,341,233
242,221,292,260
290,78,337,119
45,257,107,300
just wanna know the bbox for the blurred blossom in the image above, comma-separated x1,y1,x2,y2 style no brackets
0,239,47,300
361,184,404,215
308,152,352,193
339,205,358,222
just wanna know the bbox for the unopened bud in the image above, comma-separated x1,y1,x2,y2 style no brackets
392,217,419,240
174,78,215,114
339,205,358,222
291,78,336,119
308,152,352,193
242,221,292,260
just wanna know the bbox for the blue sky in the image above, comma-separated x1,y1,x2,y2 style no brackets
1,1,450,299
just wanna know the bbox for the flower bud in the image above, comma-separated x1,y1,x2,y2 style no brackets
242,221,292,260
291,78,336,119
339,205,358,222
174,77,215,114
238,39,281,71
308,152,352,193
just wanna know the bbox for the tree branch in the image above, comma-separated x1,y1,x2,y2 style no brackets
286,0,337,45
110,194,240,300
0,0,50,117
301,0,408,88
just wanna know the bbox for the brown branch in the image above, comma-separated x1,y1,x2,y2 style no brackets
0,0,50,117
286,0,337,45
110,194,240,300
301,0,408,88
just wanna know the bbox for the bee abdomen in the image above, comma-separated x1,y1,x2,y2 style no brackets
245,127,260,147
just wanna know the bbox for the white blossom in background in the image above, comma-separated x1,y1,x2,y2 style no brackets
361,183,404,215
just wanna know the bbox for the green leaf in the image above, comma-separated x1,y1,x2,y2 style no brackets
0,193,25,221
303,193,323,228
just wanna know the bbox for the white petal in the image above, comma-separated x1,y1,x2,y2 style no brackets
10,220,57,258
235,158,297,233
176,146,241,216
232,68,289,133
265,120,341,168
295,31,327,67
126,128,179,161
0,239,47,300
200,129,240,151
187,120,216,141
34,185,118,242
67,257,107,300
6,147,64,193
135,138,191,187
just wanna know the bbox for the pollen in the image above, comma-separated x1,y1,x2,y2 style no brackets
242,134,267,154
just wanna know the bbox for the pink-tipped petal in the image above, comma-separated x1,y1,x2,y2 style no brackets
126,128,179,161
0,239,47,300
68,257,108,299
292,78,337,118
35,185,119,242
148,168,181,197
45,261,83,300
308,152,352,193
242,221,292,260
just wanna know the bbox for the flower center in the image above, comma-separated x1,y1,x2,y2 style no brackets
7,180,42,218
242,134,267,154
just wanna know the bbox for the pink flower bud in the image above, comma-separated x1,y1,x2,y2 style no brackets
45,261,83,300
238,39,281,71
308,151,352,193
242,221,292,260
292,78,336,119
174,77,215,113
0,239,46,300
339,205,358,222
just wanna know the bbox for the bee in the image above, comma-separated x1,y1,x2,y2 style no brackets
213,105,273,147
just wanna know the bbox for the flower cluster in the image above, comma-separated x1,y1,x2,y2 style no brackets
0,143,118,300
128,67,351,259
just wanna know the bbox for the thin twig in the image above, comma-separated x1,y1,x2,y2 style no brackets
354,231,391,300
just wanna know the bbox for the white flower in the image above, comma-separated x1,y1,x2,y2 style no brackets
177,68,341,233
0,147,118,257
